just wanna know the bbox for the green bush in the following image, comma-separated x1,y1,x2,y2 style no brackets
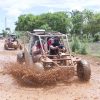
82,34,88,42
71,37,81,53
71,36,88,55
93,33,100,42
80,44,88,54
88,35,94,42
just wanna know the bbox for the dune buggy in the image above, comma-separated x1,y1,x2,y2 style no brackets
4,34,22,50
17,31,91,81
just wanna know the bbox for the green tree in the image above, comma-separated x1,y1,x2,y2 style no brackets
71,10,84,35
15,15,26,31
15,10,100,37
15,12,71,33
40,24,51,31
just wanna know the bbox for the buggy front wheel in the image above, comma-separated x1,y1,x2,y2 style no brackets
77,60,91,81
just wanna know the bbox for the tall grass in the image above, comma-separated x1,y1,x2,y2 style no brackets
71,36,88,55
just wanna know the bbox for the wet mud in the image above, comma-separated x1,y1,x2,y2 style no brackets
0,39,100,100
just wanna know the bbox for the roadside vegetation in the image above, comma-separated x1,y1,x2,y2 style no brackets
3,9,100,56
15,9,100,35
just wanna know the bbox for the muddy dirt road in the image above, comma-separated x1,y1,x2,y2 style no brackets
0,39,100,100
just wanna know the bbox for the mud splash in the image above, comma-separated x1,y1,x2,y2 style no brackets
6,62,74,86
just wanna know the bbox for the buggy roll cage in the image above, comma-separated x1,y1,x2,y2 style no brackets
25,31,74,65
31,34,72,57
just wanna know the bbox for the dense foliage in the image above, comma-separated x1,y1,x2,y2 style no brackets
15,12,70,33
15,9,100,37
15,9,100,54
71,36,88,54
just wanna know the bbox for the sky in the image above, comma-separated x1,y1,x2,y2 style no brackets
0,0,100,32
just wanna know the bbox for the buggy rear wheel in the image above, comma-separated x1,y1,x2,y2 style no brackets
77,60,91,81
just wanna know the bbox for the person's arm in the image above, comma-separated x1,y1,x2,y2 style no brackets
50,45,58,50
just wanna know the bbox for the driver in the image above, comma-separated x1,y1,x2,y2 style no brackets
31,40,45,62
32,40,41,55
32,40,45,55
12,37,18,43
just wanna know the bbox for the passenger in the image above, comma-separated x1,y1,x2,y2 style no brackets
49,38,60,55
59,42,66,53
59,43,64,49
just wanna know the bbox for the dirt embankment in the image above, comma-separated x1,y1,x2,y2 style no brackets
0,39,100,100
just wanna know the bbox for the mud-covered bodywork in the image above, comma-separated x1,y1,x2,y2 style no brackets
17,31,91,82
